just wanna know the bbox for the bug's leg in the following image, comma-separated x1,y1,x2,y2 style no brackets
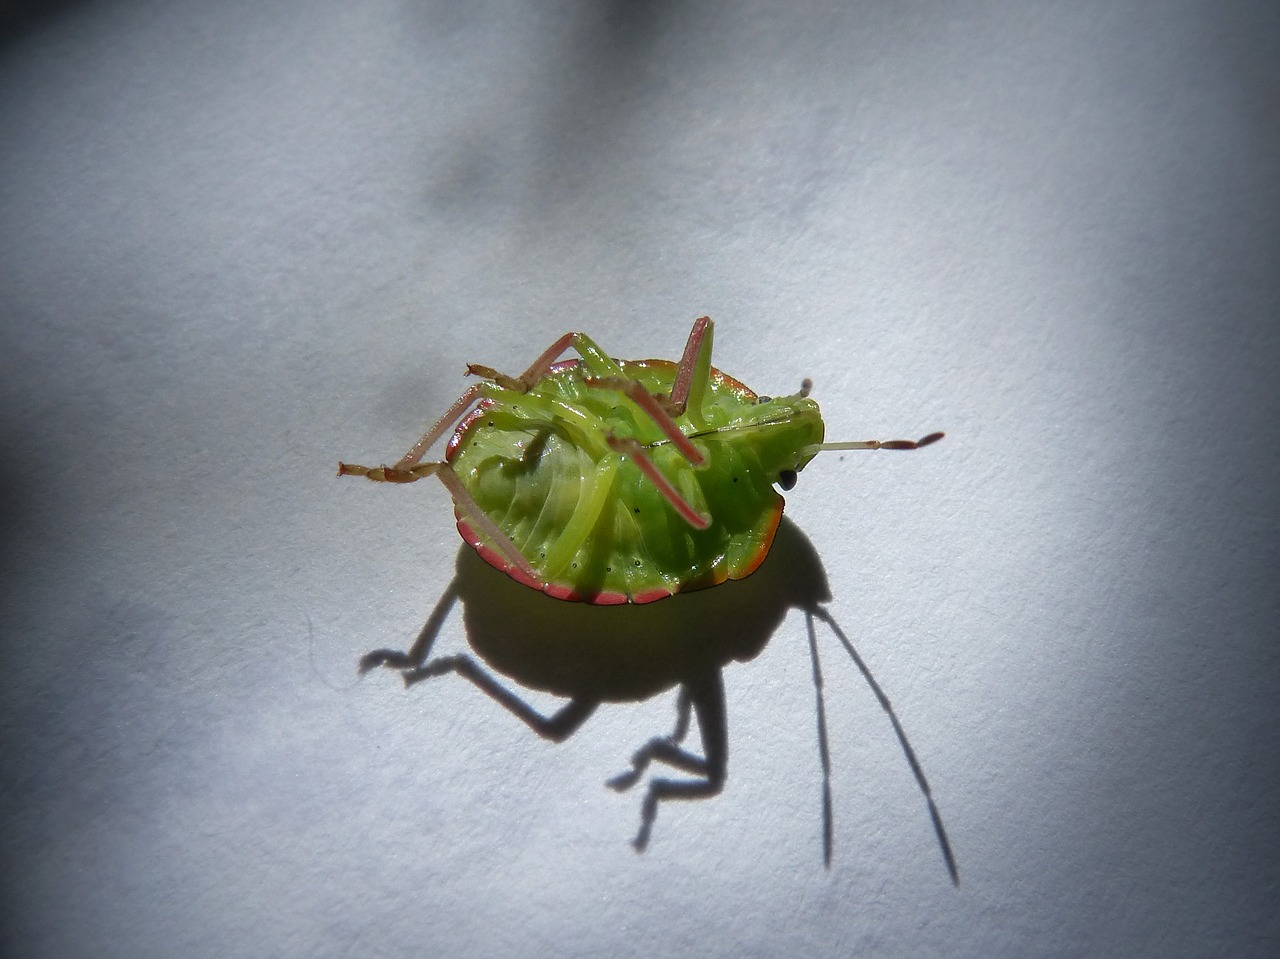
586,378,706,466
666,315,713,426
337,460,537,580
386,384,490,470
464,331,626,395
511,331,625,385
618,670,728,853
403,653,599,742
605,435,709,529
537,454,623,581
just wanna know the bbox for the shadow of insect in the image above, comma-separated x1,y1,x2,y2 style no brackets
361,517,957,881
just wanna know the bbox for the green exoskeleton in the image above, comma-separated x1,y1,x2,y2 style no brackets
339,316,942,603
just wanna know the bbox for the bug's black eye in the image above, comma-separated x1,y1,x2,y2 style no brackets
777,469,798,491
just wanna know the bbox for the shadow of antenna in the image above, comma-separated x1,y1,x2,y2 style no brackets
808,606,960,885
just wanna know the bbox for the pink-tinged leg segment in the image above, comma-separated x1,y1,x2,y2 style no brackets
394,329,624,472
393,383,487,470
515,331,579,386
669,315,712,415
586,377,705,467
512,330,623,387
606,435,710,530
339,458,537,581
433,466,537,580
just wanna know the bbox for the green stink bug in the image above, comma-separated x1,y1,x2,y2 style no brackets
339,316,942,604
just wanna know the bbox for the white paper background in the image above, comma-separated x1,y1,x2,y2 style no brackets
2,2,1277,957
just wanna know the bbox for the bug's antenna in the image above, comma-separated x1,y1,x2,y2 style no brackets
812,431,944,454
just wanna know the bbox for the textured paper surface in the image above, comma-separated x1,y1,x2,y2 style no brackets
2,2,1277,957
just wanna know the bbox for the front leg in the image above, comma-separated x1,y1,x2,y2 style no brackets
338,458,537,581
347,331,623,477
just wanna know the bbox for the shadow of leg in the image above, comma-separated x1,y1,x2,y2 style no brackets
633,774,724,852
615,668,727,852
606,687,694,790
360,581,460,674
405,653,598,742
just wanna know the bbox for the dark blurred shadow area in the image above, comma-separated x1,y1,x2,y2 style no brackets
1,0,88,51
538,0,688,193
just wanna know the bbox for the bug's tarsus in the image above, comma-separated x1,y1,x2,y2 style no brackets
336,462,431,482
465,363,523,391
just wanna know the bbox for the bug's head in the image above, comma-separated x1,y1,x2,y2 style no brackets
747,383,826,491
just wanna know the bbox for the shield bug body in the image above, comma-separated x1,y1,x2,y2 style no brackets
339,316,941,604
343,316,952,868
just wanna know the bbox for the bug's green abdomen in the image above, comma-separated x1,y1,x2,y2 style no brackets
447,358,822,604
